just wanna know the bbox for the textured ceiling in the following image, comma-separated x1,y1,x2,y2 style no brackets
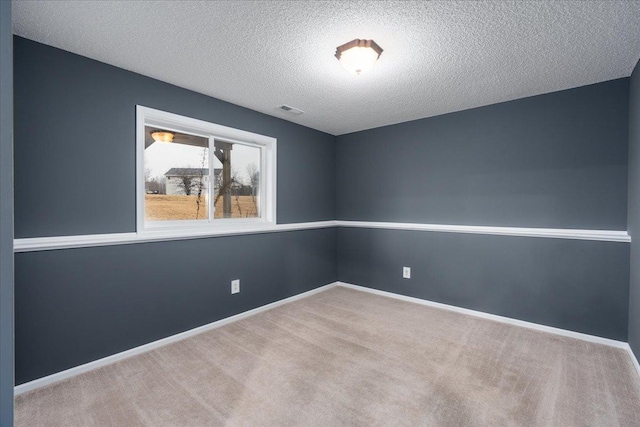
12,0,640,135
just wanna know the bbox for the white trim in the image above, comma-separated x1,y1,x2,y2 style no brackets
136,105,277,234
14,282,340,395
626,344,640,378
13,221,337,252
14,220,630,252
335,220,631,243
336,282,629,349
136,105,146,234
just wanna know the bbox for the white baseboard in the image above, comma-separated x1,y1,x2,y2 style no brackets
14,281,339,396
336,282,629,349
626,344,640,378
15,280,638,395
339,281,639,380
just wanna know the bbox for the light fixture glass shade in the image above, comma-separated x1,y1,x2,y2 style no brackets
151,130,175,143
335,39,383,75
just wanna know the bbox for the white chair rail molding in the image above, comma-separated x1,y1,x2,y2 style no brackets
13,220,630,252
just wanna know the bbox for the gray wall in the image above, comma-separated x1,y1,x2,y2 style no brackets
13,38,337,385
336,80,631,341
0,2,14,425
629,59,640,357
14,37,335,238
337,228,629,340
15,229,336,384
337,79,629,230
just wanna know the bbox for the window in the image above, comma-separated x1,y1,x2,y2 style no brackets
137,106,276,234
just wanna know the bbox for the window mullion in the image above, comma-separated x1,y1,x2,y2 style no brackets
208,136,215,225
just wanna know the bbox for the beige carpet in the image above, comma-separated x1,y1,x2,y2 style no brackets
15,286,640,426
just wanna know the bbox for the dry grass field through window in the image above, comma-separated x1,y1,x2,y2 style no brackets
145,194,258,221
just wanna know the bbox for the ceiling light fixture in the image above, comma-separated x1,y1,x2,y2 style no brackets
335,39,383,75
151,130,175,143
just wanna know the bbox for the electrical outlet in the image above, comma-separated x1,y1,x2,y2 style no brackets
403,267,411,279
231,279,240,294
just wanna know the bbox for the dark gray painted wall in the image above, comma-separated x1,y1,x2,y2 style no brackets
13,38,337,385
628,59,640,357
337,228,629,341
335,80,631,341
0,1,13,425
13,37,335,238
16,228,336,385
337,79,629,230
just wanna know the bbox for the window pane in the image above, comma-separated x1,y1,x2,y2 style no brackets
144,126,209,221
213,140,261,219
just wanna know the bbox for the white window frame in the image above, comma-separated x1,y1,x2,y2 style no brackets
136,106,277,236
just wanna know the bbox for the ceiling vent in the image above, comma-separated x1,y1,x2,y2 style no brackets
277,105,304,115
